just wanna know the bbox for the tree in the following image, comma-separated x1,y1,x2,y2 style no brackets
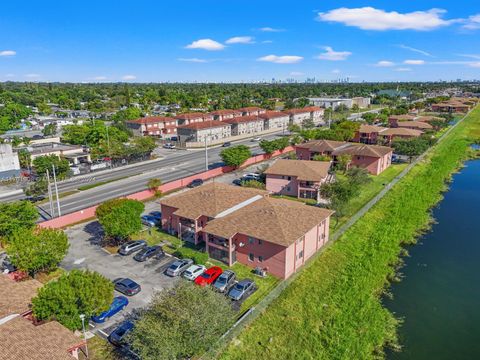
32,270,114,330
96,198,145,242
0,201,38,240
111,107,142,122
6,228,69,276
32,155,71,179
312,154,331,161
25,177,48,196
345,167,371,187
220,145,252,167
147,178,162,198
17,148,31,168
336,154,352,173
320,179,357,222
391,136,435,157
242,180,266,189
259,139,278,154
128,136,156,156
129,282,235,360
42,123,57,136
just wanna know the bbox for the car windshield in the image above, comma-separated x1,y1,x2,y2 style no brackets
235,283,246,291
200,273,212,279
171,264,180,270
216,277,226,284
116,328,127,336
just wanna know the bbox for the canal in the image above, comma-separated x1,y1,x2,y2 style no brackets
386,159,480,359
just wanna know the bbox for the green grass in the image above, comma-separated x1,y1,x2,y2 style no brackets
34,268,65,284
131,227,181,247
79,336,120,360
271,194,317,205
219,107,480,360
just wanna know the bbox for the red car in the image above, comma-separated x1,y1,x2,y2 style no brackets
194,266,223,286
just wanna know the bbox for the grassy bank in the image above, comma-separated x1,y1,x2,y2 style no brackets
219,107,480,360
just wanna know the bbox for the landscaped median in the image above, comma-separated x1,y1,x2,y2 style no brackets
217,107,480,360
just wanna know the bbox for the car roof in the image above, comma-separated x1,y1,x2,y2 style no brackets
237,279,253,285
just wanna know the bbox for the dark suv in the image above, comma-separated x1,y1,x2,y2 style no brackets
187,179,204,188
133,246,164,262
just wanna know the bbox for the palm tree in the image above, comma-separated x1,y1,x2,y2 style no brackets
147,178,162,198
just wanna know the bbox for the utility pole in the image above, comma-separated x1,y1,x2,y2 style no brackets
46,169,55,218
106,125,112,169
52,164,61,217
79,314,89,358
204,134,208,172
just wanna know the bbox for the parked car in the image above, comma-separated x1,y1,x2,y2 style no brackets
187,179,204,188
227,279,255,301
182,264,206,281
91,296,128,323
149,211,162,221
108,321,134,346
141,215,157,227
163,143,176,149
114,278,141,296
1,257,17,273
232,179,243,186
242,173,261,181
118,240,147,256
251,136,261,142
213,270,236,293
133,246,164,262
165,259,193,277
194,266,223,287
222,142,231,147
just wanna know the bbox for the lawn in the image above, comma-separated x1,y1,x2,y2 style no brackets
219,108,480,359
130,227,181,247
79,336,120,360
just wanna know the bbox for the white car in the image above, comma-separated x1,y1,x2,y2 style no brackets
242,173,261,181
182,264,206,281
163,143,176,149
251,137,261,142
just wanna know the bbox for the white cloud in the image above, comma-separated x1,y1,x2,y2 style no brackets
122,75,136,81
225,36,254,44
262,40,273,44
469,62,480,68
259,27,285,32
4,73,15,78
404,59,425,65
316,46,351,61
257,55,303,64
394,67,412,72
458,54,480,60
463,14,480,29
185,39,225,51
289,71,304,76
398,44,432,57
317,7,455,31
375,60,395,67
178,58,209,63
24,73,40,78
332,69,341,74
0,50,16,57
93,76,107,81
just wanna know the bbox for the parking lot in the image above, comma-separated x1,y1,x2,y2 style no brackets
62,218,181,334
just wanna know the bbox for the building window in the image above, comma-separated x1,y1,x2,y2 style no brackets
298,250,304,259
248,237,255,244
286,187,291,191
258,239,262,245
287,176,291,181
258,256,263,262
248,253,254,262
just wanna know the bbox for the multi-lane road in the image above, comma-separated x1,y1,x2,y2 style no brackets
5,132,285,219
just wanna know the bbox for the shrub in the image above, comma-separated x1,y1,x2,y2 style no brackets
173,246,208,265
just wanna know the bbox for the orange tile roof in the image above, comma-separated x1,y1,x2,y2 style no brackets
379,128,423,137
258,111,289,119
224,116,264,124
126,116,175,124
174,112,210,120
396,121,433,130
358,124,388,134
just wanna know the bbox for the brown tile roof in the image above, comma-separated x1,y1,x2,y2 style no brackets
396,121,433,130
302,106,324,112
209,109,242,116
264,159,331,181
285,108,311,115
379,128,423,137
296,139,347,153
332,143,393,158
0,316,82,360
204,197,334,247
0,275,42,319
416,116,445,123
358,124,388,134
126,116,175,124
258,111,289,120
160,182,269,220
223,116,264,124
177,120,231,130
389,114,416,121
174,112,210,120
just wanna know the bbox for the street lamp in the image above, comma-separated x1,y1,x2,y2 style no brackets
79,314,89,358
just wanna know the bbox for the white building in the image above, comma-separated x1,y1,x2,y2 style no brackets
224,116,264,136
307,98,353,110
258,111,290,130
351,97,371,109
0,144,20,179
177,121,232,143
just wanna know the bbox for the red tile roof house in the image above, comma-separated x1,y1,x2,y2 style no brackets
237,106,266,117
352,124,388,144
0,275,85,360
209,109,243,121
176,121,232,144
388,114,416,126
202,194,333,279
223,115,264,136
174,112,214,126
296,140,393,175
258,111,290,131
378,127,424,145
264,159,332,202
394,120,433,131
126,116,178,138
303,106,325,125
431,101,470,113
285,108,312,126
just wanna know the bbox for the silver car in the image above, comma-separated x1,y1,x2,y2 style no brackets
165,259,193,277
227,279,255,301
213,270,236,293
182,264,206,281
118,240,147,256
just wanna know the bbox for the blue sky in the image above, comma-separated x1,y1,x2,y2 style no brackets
1,1,480,82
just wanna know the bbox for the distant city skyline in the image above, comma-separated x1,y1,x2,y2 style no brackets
1,1,480,83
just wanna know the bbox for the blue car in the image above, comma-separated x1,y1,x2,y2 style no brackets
91,296,129,323
108,321,134,346
149,211,162,221
141,215,157,227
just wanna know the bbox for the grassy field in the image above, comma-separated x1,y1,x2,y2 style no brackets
219,107,480,360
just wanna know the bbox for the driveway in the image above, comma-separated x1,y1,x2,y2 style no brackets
62,220,180,333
